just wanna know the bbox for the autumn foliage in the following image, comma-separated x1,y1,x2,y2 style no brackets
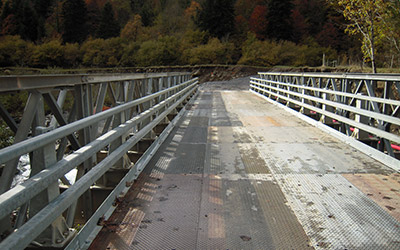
0,0,399,69
249,5,268,40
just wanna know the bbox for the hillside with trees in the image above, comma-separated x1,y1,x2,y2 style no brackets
0,0,399,71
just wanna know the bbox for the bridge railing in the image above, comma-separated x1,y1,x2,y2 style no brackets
0,72,198,249
250,72,400,170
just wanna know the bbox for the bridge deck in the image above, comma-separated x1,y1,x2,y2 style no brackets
90,78,400,249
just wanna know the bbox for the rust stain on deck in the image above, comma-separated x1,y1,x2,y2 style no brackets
343,173,400,222
241,116,281,127
89,175,149,250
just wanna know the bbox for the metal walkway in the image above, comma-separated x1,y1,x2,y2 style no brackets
90,78,400,250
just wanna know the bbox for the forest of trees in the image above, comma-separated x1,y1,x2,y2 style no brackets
0,0,399,70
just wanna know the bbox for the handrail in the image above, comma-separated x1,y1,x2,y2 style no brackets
250,78,400,127
0,80,198,219
251,77,400,106
0,72,198,249
0,72,190,92
258,72,400,81
250,72,400,170
0,78,197,165
0,80,198,250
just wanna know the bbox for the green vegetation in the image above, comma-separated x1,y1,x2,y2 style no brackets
0,0,399,70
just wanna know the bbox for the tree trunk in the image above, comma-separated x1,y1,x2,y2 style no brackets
371,47,377,73
370,13,377,73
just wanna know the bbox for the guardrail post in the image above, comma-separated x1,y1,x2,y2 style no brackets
144,78,156,139
352,95,369,140
299,77,308,114
29,126,75,248
97,82,132,188
74,84,94,221
319,91,334,124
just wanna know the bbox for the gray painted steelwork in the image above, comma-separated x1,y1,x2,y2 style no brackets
91,78,399,249
0,72,198,249
250,72,400,170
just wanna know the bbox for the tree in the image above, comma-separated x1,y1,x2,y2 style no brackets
385,0,400,55
293,0,327,36
121,14,143,41
96,2,120,38
184,0,200,20
86,0,101,37
196,0,235,39
61,0,88,43
249,5,268,40
266,0,294,41
0,0,40,41
18,0,39,41
332,0,390,73
0,0,14,34
130,0,155,27
234,0,257,20
154,1,186,35
1,0,11,21
33,0,54,17
291,8,308,42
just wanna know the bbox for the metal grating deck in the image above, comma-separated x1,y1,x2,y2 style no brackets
90,77,400,250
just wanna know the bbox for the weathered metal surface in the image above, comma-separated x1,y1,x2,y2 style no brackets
90,76,400,249
343,173,400,222
0,73,197,249
250,72,400,168
90,79,311,249
0,72,189,92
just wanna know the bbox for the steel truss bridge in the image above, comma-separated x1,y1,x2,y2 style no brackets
0,72,399,249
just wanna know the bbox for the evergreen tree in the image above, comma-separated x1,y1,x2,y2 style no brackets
140,2,155,26
96,2,120,39
32,0,53,40
61,0,88,43
178,0,191,9
0,0,16,35
0,0,11,21
18,0,39,41
196,0,235,39
130,0,145,13
86,0,101,37
33,0,53,17
266,0,294,41
129,0,155,27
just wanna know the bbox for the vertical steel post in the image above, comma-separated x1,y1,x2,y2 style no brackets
353,94,369,140
74,84,94,221
29,124,74,247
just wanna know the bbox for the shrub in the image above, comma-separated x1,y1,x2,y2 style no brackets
64,43,82,67
182,38,235,65
238,34,281,66
238,33,335,67
120,42,141,66
0,121,13,149
81,38,107,67
32,40,65,67
180,30,209,48
136,36,180,66
0,36,33,67
81,37,125,67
